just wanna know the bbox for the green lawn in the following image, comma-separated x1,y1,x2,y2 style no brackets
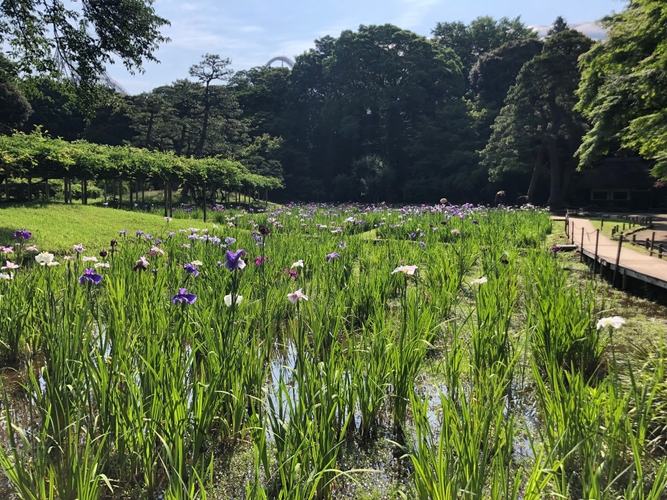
587,218,658,256
0,202,221,254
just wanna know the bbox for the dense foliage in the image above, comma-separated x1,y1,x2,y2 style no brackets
3,4,666,207
0,0,169,111
0,130,282,196
576,0,667,179
481,30,593,209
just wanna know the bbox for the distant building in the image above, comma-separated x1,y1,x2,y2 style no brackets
571,157,667,210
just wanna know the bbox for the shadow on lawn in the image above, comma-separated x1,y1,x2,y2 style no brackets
0,227,20,247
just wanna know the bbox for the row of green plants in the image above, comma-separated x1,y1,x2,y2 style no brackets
0,205,665,499
0,129,282,194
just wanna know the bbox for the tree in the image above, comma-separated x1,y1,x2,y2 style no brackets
0,53,32,133
284,24,475,202
19,77,87,140
481,29,593,209
432,16,537,83
0,0,169,103
576,0,667,179
0,81,32,133
469,38,543,144
470,39,544,112
548,16,569,36
189,54,234,157
230,66,290,138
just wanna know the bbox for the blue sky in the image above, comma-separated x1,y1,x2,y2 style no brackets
106,0,626,94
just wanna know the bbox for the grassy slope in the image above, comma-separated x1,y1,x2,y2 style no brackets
0,203,221,254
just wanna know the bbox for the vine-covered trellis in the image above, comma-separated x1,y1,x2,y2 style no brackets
0,130,283,219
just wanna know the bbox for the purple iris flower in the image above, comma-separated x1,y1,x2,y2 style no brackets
259,225,271,235
184,263,199,277
136,231,144,237
419,241,426,248
225,249,246,271
326,252,340,262
172,288,197,305
13,230,31,240
78,268,103,285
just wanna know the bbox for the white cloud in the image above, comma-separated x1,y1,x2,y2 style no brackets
570,22,607,40
529,21,607,40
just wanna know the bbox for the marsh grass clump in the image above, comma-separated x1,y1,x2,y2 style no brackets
0,203,665,499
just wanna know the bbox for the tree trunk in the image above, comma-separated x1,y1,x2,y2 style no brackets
168,183,173,217
527,145,546,203
119,181,123,209
4,177,8,200
28,178,32,201
83,179,88,205
202,184,207,222
129,183,133,210
45,178,49,202
195,84,211,157
141,182,145,204
546,138,563,210
164,182,168,217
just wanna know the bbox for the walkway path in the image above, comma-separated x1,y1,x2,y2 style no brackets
566,217,667,289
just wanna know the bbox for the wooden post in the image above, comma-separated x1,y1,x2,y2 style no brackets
660,245,664,259
650,232,656,256
593,230,600,276
129,183,133,210
168,182,173,217
203,184,207,223
82,179,87,205
580,227,585,262
28,177,32,201
613,233,623,287
119,181,122,209
141,182,145,205
645,238,650,250
45,178,49,202
600,216,604,229
570,221,574,244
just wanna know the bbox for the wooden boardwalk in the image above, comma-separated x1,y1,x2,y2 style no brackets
564,217,667,290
